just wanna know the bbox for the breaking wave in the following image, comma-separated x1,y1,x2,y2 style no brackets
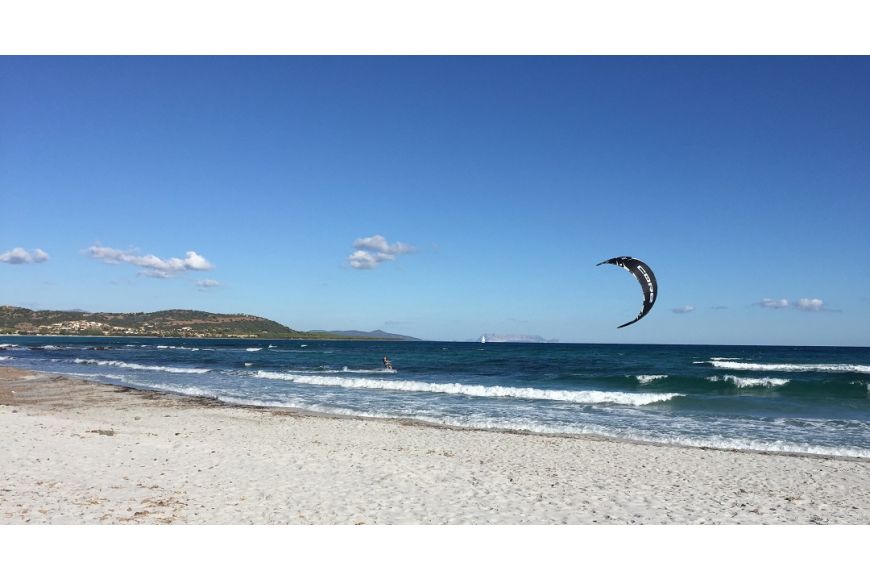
72,358,210,374
253,371,680,406
707,375,790,388
155,345,200,351
635,374,667,384
709,361,870,374
287,367,398,375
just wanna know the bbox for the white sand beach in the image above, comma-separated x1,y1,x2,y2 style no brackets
1,366,869,524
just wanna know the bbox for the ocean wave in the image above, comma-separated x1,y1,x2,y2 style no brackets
246,347,262,352
62,371,129,381
285,367,398,375
72,358,210,374
0,343,19,348
0,355,11,361
707,375,790,388
146,392,869,458
709,361,870,374
119,378,218,399
413,417,870,458
710,357,742,361
253,371,680,406
635,374,667,384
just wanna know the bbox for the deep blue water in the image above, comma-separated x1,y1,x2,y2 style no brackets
2,337,869,457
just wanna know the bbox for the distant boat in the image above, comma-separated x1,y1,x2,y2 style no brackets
480,335,486,344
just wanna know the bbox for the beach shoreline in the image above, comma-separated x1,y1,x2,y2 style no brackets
2,365,869,524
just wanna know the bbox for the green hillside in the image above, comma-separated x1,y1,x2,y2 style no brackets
0,306,337,339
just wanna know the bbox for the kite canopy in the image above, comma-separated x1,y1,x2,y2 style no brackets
597,256,657,328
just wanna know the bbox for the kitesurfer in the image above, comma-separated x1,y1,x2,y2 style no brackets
383,355,393,370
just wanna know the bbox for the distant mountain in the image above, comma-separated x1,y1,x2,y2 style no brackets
311,329,423,341
475,333,559,343
0,306,339,339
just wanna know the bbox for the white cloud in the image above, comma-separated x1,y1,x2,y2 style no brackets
353,235,414,255
0,247,49,265
140,269,173,279
672,305,695,314
196,279,221,288
795,298,824,311
348,250,379,270
347,235,415,270
758,297,832,312
86,244,214,278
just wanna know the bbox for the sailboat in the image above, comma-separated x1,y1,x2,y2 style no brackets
480,335,486,344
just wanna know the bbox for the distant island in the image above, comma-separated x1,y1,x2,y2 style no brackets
0,306,419,340
310,329,421,341
476,334,559,343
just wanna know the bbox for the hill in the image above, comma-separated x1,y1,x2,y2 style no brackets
0,306,338,339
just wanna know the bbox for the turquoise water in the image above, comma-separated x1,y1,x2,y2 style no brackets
2,337,869,457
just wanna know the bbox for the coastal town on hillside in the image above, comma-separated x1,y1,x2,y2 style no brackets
9,319,242,338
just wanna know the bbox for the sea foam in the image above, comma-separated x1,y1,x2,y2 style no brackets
73,358,210,374
287,367,397,375
635,375,667,384
707,375,790,388
253,371,680,406
709,361,870,374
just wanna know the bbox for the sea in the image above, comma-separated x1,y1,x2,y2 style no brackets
2,337,869,458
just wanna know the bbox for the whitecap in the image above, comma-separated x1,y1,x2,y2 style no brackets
253,371,681,406
288,367,397,375
72,358,210,374
707,375,789,388
709,361,870,374
635,374,667,384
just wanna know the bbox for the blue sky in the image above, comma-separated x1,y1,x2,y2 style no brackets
1,57,869,345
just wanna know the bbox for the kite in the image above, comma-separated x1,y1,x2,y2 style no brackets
597,256,658,328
